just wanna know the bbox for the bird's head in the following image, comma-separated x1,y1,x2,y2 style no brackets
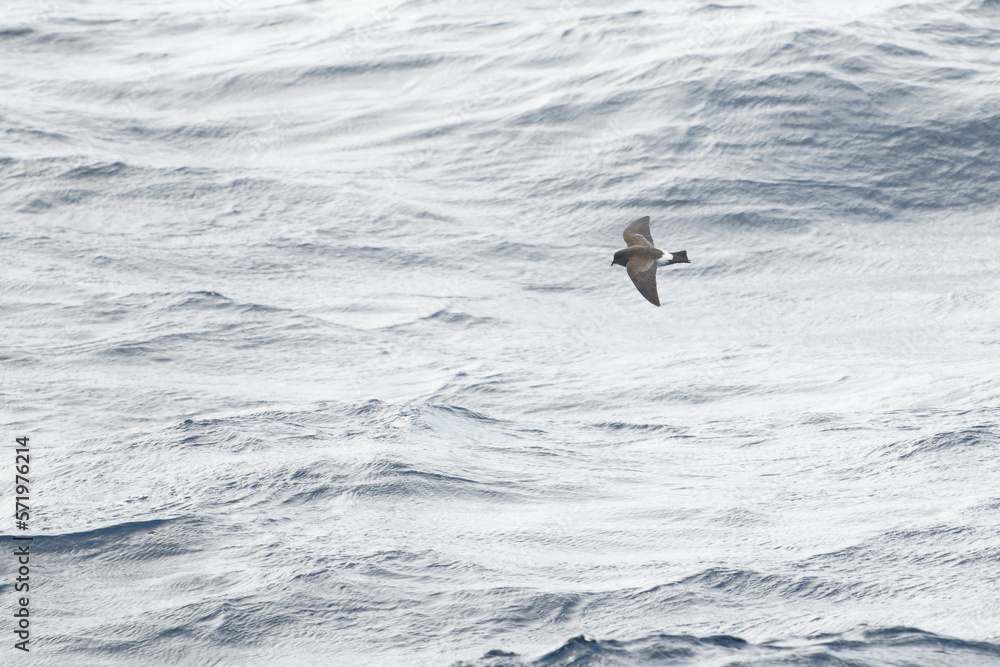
611,250,629,267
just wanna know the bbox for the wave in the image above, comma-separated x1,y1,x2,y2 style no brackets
461,627,1000,666
893,426,999,459
17,518,189,559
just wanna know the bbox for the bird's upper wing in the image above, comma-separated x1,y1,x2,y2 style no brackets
623,216,654,248
626,256,660,306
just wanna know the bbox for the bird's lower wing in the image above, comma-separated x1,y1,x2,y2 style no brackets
623,216,655,248
626,257,660,306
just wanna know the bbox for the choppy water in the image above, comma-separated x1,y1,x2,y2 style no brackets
3,0,1000,665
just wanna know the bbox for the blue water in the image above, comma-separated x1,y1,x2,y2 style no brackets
3,0,1000,665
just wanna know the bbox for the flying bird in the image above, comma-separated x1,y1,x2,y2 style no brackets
611,216,689,306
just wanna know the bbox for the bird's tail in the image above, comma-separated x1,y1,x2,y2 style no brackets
663,250,690,265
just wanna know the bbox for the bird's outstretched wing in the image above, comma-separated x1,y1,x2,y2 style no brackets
623,216,654,248
626,257,659,306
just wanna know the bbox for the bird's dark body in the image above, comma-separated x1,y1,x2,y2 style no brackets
612,246,663,267
611,216,689,307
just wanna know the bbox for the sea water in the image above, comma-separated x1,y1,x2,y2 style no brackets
2,0,1000,664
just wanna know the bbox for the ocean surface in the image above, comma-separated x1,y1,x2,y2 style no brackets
2,0,1000,665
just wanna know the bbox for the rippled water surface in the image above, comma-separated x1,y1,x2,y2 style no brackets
3,0,1000,665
